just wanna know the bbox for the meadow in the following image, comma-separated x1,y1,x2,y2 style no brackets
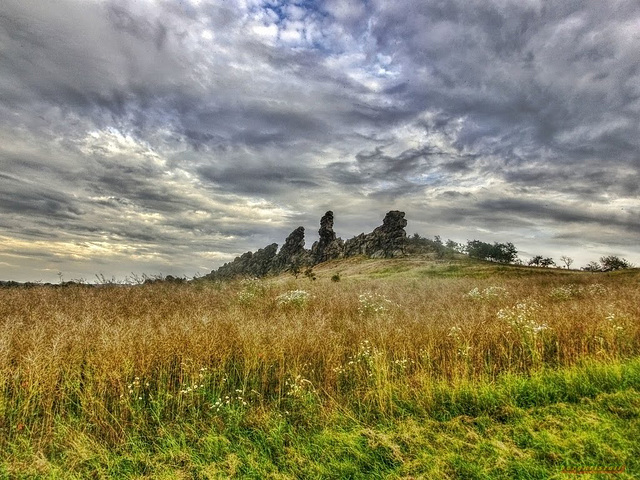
1,256,639,478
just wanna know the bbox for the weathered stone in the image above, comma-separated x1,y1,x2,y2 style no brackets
343,211,407,258
343,233,366,257
272,226,309,272
205,243,278,280
251,243,279,277
311,211,344,263
372,210,408,258
205,210,407,280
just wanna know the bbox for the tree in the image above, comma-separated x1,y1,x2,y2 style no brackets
407,234,455,258
540,257,555,268
446,239,462,252
466,240,518,264
289,261,301,278
599,255,631,272
528,255,543,266
466,240,494,261
528,256,555,267
559,255,574,269
491,242,518,263
582,261,601,272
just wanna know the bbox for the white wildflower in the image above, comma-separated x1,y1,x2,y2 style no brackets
277,289,311,306
466,286,508,300
358,292,396,315
498,301,548,336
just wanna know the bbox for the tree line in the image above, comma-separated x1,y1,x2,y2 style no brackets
407,234,633,271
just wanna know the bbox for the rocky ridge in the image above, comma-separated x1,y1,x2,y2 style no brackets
205,211,407,280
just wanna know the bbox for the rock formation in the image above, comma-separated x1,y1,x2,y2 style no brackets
207,243,278,280
205,210,407,280
310,211,344,263
343,210,407,258
272,226,309,272
250,243,279,276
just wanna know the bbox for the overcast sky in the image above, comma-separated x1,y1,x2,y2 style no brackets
1,0,639,282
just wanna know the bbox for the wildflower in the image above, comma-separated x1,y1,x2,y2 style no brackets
457,345,472,358
237,277,266,304
588,283,608,296
358,292,396,316
277,289,310,306
605,311,626,332
550,284,584,300
466,286,508,301
448,325,462,340
498,301,548,335
237,290,256,304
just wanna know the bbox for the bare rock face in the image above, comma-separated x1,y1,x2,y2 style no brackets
206,243,278,280
205,210,407,280
373,210,408,258
343,211,407,258
311,211,344,263
251,243,279,276
272,226,309,272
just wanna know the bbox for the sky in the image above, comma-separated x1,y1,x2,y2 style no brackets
1,0,639,282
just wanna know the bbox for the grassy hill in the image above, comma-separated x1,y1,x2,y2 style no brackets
1,256,639,478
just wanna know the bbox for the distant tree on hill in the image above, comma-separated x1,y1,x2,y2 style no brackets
465,240,518,264
465,240,491,260
582,261,602,272
528,256,555,267
599,255,632,271
407,234,456,258
582,256,632,272
446,239,463,253
560,255,574,269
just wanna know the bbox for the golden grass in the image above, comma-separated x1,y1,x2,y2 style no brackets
0,259,639,446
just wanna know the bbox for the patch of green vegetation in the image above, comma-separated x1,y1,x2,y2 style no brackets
418,264,467,277
416,261,493,278
2,359,639,478
370,265,413,277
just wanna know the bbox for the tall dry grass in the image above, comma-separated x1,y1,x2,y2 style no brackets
0,269,639,446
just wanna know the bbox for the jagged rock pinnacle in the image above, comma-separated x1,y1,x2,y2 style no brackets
205,211,407,280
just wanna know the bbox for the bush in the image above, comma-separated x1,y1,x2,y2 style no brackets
528,256,555,268
600,256,632,272
466,240,518,263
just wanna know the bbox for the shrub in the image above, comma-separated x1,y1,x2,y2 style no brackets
600,255,632,272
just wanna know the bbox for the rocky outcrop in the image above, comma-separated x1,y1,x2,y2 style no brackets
207,243,279,280
205,210,407,280
311,211,344,263
343,211,407,258
250,243,280,276
272,226,309,272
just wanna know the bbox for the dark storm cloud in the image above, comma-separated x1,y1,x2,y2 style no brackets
325,144,479,193
0,169,85,221
0,0,639,281
476,198,640,234
198,163,320,195
382,1,639,159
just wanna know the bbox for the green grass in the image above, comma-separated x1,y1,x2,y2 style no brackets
1,256,639,478
2,358,639,479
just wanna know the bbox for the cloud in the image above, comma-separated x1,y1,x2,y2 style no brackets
0,0,639,280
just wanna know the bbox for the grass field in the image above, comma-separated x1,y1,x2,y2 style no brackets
1,256,639,478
